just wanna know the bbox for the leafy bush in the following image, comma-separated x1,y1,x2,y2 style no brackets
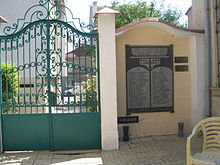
83,77,97,112
1,63,19,113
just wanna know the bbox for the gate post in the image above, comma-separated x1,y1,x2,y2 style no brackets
96,8,119,150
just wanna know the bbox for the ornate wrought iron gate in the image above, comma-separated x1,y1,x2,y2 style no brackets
0,0,100,151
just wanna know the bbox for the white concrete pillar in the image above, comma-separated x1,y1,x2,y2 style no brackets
190,35,207,127
96,8,119,150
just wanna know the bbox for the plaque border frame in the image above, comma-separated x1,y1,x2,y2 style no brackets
125,45,174,114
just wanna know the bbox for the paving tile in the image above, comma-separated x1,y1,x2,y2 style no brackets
119,141,130,150
84,164,103,165
85,157,103,164
0,135,193,165
85,152,102,158
120,158,141,165
20,160,36,165
101,151,118,159
131,147,147,154
2,163,21,165
33,159,51,165
68,157,87,164
103,160,123,165
69,154,85,160
36,153,53,160
53,154,69,160
116,149,134,157
50,158,70,164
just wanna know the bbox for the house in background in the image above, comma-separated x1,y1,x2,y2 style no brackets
0,0,67,113
89,1,104,27
64,47,94,88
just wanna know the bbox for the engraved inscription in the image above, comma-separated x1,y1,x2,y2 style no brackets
151,67,172,107
127,67,150,108
131,47,168,57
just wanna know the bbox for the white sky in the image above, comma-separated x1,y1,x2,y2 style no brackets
66,0,192,25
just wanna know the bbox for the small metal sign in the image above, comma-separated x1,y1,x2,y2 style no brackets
175,65,189,72
175,57,188,63
20,84,34,88
126,45,174,114
118,116,139,124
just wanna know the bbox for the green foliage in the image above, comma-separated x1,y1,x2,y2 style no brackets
84,45,96,64
1,63,19,113
85,45,96,57
159,5,182,26
82,44,98,112
83,78,97,112
110,0,184,28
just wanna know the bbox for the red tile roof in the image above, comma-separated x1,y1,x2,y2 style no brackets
185,6,192,15
115,17,204,34
66,47,86,58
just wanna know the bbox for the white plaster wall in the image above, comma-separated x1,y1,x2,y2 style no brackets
188,0,205,30
190,34,208,127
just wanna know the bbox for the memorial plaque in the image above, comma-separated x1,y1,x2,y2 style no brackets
175,65,188,72
151,67,172,107
126,45,173,114
118,116,139,124
175,57,188,63
20,84,34,88
127,67,150,109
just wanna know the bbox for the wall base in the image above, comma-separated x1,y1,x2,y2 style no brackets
211,87,220,116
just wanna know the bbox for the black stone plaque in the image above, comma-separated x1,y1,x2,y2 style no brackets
127,67,150,109
20,84,34,88
175,65,188,72
175,57,188,63
126,45,173,114
151,67,172,108
118,116,139,124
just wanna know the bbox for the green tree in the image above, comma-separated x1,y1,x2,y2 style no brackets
2,63,19,113
83,77,97,112
111,0,184,28
82,45,98,112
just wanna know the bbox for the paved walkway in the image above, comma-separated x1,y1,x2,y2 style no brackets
0,135,190,165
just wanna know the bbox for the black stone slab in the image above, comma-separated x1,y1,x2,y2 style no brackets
175,57,188,63
175,65,189,72
118,116,139,124
126,45,174,114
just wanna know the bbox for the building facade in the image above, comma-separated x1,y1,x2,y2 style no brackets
115,18,207,137
0,0,67,113
187,0,220,117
